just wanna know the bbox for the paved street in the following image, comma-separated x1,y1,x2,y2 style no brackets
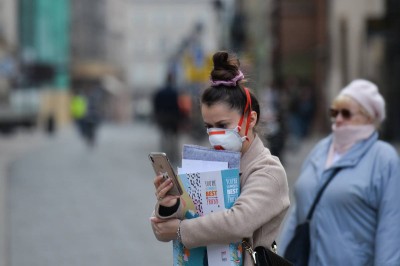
6,122,173,266
2,121,316,266
3,122,398,266
0,130,47,266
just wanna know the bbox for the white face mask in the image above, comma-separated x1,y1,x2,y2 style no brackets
206,87,253,152
207,126,246,152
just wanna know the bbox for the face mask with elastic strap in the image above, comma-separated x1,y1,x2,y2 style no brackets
237,87,252,141
207,87,253,151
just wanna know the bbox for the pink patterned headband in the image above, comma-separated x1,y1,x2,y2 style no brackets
210,70,244,87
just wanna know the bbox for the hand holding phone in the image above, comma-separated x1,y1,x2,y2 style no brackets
149,152,183,198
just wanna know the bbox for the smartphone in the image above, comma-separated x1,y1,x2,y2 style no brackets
148,152,183,196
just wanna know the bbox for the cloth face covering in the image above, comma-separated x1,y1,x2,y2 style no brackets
331,124,375,153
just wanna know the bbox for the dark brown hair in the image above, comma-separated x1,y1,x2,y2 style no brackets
201,51,260,125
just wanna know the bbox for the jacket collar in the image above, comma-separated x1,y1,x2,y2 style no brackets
310,131,378,170
240,134,266,172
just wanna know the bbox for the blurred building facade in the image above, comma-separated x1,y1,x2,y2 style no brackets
70,0,133,122
19,0,70,88
325,0,385,117
0,0,17,101
0,0,17,48
121,0,219,122
238,0,399,140
70,0,219,120
274,0,328,133
1,0,399,138
0,0,71,132
244,0,275,89
325,0,399,140
382,0,400,140
71,0,106,61
230,0,326,143
0,1,17,265
18,0,71,127
121,0,218,92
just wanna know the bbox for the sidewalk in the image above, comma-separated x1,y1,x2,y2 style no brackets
0,130,47,266
2,124,399,266
6,122,171,266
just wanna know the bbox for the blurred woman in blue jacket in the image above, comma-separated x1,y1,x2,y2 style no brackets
278,79,400,266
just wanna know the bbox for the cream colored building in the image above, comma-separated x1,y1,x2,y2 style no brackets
105,0,219,92
0,0,17,48
326,0,386,102
102,0,221,119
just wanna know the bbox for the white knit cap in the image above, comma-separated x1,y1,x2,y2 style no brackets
339,79,386,123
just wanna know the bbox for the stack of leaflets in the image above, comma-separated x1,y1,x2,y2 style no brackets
172,145,243,266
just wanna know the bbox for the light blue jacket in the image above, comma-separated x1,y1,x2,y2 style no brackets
278,132,400,266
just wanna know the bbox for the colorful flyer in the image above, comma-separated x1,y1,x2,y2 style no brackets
173,168,242,266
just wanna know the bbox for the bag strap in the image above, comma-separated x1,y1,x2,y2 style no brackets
306,167,342,221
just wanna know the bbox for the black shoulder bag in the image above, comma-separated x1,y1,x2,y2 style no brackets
242,240,293,266
283,167,342,266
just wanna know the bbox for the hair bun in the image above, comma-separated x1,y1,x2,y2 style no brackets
212,52,229,68
211,51,240,82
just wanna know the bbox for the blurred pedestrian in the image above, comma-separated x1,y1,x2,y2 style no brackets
278,79,400,265
286,77,315,150
297,80,315,138
260,79,287,159
177,89,193,132
70,84,103,148
82,83,103,147
152,72,182,165
70,90,88,133
150,51,290,265
45,114,56,136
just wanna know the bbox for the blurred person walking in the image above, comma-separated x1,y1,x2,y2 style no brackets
286,77,315,151
83,83,103,147
152,72,182,165
70,90,88,134
70,84,103,147
278,79,400,265
260,79,287,160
